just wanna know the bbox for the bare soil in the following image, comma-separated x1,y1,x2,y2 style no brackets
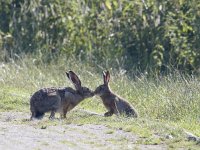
0,112,167,150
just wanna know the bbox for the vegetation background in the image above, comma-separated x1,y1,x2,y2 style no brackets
1,0,200,74
0,0,200,149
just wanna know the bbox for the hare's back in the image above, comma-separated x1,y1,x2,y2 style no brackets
31,88,58,100
30,88,62,112
116,98,133,111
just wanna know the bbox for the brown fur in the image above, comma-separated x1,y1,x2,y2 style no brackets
94,71,138,118
30,71,94,120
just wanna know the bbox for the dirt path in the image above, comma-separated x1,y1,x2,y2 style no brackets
0,112,167,150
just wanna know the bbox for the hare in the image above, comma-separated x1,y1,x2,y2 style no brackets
30,71,94,120
94,71,138,118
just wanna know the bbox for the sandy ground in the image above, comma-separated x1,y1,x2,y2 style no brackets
0,112,167,150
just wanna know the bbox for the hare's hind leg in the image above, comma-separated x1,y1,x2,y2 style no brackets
31,111,44,120
30,107,43,120
35,111,45,119
30,105,35,120
30,111,36,120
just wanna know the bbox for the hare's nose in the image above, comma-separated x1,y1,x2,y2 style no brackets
91,92,95,96
93,90,97,95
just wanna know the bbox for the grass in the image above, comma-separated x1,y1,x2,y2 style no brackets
0,56,200,149
60,140,77,147
105,129,114,134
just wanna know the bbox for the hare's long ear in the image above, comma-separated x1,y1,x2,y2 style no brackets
66,72,70,79
66,71,81,90
105,71,110,83
103,70,110,84
103,71,107,84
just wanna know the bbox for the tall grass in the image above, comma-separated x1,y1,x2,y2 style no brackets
0,55,199,123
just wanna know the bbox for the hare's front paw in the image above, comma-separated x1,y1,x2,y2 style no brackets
49,111,56,120
104,111,113,117
49,116,55,120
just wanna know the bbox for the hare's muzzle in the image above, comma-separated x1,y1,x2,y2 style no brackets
93,90,97,95
93,89,100,95
91,92,95,96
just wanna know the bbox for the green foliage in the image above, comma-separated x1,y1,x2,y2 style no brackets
0,0,200,73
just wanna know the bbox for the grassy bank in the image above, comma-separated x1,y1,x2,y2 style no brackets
0,56,199,149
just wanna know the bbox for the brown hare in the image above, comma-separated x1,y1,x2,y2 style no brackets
30,71,94,120
94,71,138,118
